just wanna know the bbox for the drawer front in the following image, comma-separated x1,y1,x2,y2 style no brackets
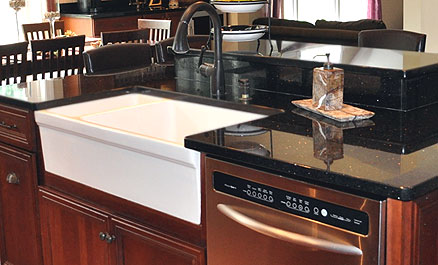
0,103,35,151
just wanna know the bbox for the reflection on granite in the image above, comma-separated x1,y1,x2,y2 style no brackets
185,100,438,201
0,65,173,109
188,40,438,111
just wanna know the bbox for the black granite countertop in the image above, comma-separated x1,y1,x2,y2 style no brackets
185,90,438,201
3,44,438,202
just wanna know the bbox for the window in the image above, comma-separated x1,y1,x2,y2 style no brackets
283,0,368,23
0,0,45,45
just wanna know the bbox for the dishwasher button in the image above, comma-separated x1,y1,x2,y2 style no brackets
321,209,328,217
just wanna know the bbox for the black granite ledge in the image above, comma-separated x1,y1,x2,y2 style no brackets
179,42,438,111
61,6,186,18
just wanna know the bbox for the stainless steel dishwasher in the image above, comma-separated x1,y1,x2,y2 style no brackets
205,157,386,265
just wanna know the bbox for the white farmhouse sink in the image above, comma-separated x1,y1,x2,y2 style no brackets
35,93,267,224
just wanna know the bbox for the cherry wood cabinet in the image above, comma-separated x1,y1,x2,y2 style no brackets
61,10,184,37
39,188,205,265
113,218,205,265
386,188,438,265
39,190,111,265
0,103,41,265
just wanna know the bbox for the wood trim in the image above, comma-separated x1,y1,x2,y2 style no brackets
386,188,438,265
413,189,438,265
41,172,205,247
386,198,416,265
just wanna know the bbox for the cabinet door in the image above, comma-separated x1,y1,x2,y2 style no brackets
0,143,41,265
39,190,112,265
113,218,205,265
93,16,143,37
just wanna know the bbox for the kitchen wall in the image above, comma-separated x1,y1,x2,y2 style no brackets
404,0,438,53
382,0,403,29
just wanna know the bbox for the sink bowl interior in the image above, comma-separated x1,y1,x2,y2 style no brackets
81,99,266,145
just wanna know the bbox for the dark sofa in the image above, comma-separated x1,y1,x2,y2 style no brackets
253,18,387,46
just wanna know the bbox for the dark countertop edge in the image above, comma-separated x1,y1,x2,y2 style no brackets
10,85,283,116
185,137,433,201
61,7,186,19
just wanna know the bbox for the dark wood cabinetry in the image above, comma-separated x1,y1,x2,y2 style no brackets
61,10,184,37
113,218,205,265
39,188,205,265
39,190,111,265
386,189,438,265
0,103,41,265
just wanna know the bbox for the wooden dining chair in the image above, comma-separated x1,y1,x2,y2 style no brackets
358,29,427,52
138,19,171,45
22,21,65,42
101,28,149,45
53,20,65,38
82,43,153,75
30,35,85,80
0,41,29,85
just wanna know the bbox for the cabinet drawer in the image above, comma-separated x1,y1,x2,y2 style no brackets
0,103,35,151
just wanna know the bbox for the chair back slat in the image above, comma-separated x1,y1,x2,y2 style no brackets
138,19,171,45
0,41,28,85
30,35,85,80
22,21,65,42
101,28,149,45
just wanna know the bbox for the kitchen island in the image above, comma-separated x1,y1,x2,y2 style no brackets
0,41,438,264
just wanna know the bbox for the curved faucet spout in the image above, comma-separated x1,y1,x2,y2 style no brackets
172,1,225,99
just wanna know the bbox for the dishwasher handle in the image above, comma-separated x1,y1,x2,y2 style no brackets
217,204,363,256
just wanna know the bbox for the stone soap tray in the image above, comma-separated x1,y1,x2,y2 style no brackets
292,99,375,122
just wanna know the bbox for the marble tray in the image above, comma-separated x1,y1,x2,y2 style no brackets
292,99,374,122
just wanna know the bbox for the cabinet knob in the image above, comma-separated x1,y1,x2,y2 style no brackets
99,232,107,241
99,232,116,243
105,234,116,244
6,172,20,185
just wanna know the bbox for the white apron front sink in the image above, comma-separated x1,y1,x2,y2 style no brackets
35,93,267,224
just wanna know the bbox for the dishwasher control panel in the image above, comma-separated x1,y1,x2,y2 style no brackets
213,171,369,235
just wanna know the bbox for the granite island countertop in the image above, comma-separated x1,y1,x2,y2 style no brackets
3,44,438,202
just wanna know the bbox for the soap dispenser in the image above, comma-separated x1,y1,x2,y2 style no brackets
312,53,344,111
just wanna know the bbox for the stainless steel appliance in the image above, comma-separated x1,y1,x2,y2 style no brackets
205,157,386,265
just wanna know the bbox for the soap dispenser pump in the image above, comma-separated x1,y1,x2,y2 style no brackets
312,53,344,111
